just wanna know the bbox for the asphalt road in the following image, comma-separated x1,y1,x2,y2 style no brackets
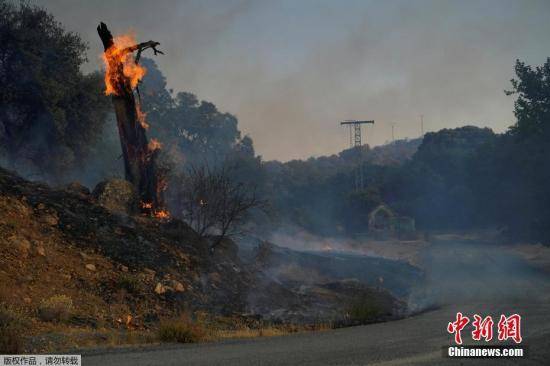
83,239,550,365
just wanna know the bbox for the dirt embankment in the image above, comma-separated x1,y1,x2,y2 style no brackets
0,167,404,352
0,167,263,351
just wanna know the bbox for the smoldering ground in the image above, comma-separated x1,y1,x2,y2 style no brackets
239,231,421,314
407,236,550,313
247,229,550,316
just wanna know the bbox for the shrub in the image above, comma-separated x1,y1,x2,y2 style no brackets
38,295,73,322
347,296,384,324
157,315,206,343
116,274,142,295
0,304,24,353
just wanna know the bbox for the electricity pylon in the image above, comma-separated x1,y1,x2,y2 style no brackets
340,120,374,190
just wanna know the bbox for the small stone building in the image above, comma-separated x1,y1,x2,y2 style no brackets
368,205,395,231
368,204,416,238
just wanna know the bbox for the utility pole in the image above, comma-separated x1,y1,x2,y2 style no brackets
391,123,395,142
340,120,374,191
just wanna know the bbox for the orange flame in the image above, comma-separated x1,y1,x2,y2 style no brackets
136,104,149,129
154,210,170,219
148,138,162,152
102,33,146,96
141,202,153,209
140,201,170,220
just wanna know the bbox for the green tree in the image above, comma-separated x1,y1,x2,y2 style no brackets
386,126,495,229
0,1,110,181
507,59,550,139
139,59,244,168
495,58,550,241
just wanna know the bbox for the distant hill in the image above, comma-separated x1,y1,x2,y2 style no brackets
364,138,423,166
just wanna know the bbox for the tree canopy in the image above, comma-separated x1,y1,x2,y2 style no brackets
139,58,253,169
0,1,110,181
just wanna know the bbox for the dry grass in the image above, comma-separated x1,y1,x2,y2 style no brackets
206,318,332,341
13,312,333,352
212,326,289,340
0,304,27,354
36,319,325,352
28,327,159,353
67,329,157,350
157,314,207,344
155,313,332,344
38,295,73,322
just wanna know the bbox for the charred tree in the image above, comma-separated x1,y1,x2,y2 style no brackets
176,164,266,251
97,22,166,215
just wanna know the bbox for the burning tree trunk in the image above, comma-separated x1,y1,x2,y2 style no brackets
97,22,167,216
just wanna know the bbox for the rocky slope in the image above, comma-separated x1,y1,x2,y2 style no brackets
0,167,405,351
0,167,257,329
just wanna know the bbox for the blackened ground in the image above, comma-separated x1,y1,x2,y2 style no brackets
83,237,550,365
0,166,405,351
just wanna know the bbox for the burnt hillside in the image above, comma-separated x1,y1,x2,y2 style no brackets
0,167,403,339
0,166,255,327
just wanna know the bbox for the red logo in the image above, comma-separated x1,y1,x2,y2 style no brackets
447,313,522,345
472,314,494,342
447,312,470,345
498,314,522,344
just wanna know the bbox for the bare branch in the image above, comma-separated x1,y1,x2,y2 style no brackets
176,162,266,250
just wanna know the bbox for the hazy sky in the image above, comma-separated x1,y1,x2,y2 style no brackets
36,0,550,161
